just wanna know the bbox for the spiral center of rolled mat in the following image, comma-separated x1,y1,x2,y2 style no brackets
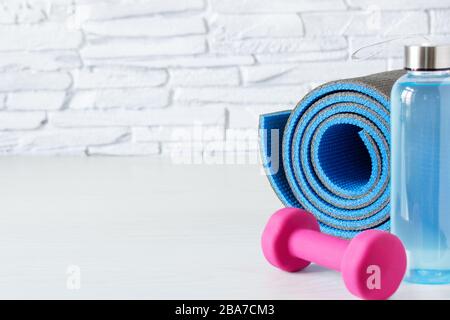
317,124,372,194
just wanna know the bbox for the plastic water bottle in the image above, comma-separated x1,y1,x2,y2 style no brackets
391,44,450,284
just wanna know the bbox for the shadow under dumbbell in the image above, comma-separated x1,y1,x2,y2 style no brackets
296,264,330,274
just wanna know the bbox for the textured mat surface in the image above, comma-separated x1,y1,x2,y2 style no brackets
259,70,405,238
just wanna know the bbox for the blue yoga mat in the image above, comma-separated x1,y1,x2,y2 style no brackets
259,70,405,238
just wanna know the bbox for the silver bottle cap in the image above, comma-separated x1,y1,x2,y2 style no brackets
405,44,450,70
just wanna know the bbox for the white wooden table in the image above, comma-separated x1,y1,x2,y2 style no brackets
0,157,448,299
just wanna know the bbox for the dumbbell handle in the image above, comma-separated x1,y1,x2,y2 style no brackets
289,229,349,272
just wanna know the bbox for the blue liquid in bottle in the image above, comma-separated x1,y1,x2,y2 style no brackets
391,69,450,284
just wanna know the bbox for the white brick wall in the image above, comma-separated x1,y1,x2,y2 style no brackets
0,0,449,156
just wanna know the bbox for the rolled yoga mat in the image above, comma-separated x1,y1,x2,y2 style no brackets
259,70,405,239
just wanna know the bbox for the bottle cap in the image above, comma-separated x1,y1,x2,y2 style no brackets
405,44,450,70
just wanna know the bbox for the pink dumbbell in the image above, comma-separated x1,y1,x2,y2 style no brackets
262,207,407,300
